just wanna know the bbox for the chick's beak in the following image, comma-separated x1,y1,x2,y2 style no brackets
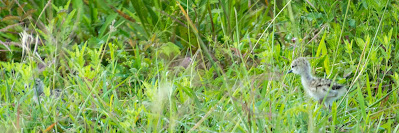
287,70,293,74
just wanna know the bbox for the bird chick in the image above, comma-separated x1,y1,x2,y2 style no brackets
31,78,64,103
32,78,44,103
288,57,347,108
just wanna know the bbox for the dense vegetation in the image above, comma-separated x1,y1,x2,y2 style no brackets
1,0,398,132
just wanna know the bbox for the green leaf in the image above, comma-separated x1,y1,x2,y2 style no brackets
355,37,365,49
159,42,181,57
316,32,327,57
356,83,366,120
316,32,329,74
366,74,372,104
344,40,353,54
370,47,378,64
324,55,330,75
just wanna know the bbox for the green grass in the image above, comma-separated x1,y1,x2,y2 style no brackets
1,0,399,132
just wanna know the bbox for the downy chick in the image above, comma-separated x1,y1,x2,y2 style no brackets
288,57,347,108
32,78,63,103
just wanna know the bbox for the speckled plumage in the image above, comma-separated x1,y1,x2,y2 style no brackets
33,78,44,103
288,57,347,108
31,78,64,103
